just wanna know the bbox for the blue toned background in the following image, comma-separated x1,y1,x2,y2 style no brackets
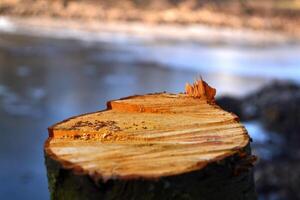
0,16,299,200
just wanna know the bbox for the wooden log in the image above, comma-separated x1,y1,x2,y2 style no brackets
44,79,257,200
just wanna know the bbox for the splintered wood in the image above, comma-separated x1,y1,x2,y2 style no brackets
45,80,250,182
185,78,216,102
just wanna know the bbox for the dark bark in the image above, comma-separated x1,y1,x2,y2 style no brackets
45,145,257,200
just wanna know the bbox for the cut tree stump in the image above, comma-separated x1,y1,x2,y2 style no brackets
45,79,257,200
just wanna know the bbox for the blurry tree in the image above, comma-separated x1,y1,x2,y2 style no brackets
132,0,151,7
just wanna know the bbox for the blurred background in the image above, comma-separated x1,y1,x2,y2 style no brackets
0,0,300,199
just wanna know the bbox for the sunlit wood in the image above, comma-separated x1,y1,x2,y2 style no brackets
44,80,256,199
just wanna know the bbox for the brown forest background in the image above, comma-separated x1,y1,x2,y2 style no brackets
1,0,300,35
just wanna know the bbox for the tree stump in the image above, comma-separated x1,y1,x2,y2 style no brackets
44,79,257,200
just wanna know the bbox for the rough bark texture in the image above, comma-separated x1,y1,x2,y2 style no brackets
44,80,257,200
45,145,256,200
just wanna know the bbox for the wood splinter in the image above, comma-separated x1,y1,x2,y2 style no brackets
44,79,257,200
185,78,216,103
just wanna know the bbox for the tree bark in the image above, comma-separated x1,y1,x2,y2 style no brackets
45,146,256,200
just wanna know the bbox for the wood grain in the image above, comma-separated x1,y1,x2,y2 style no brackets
45,80,250,182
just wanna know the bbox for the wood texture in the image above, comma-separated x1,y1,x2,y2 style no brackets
44,80,256,199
